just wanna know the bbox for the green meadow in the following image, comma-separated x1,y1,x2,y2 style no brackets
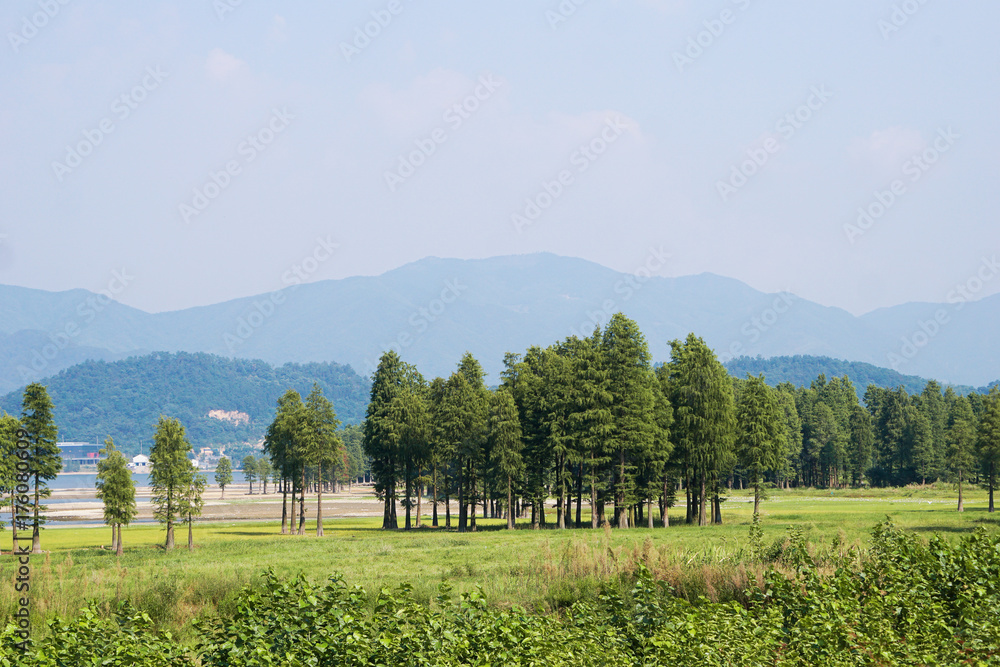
2,484,997,643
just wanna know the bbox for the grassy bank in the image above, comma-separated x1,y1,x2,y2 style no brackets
1,486,998,642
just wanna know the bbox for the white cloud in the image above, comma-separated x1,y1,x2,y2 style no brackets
205,48,245,82
268,15,287,45
849,126,926,176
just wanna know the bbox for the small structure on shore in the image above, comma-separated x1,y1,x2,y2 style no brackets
130,454,150,472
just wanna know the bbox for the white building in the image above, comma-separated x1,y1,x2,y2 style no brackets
130,454,150,472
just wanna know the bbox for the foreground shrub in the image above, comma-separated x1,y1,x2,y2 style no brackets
2,520,999,665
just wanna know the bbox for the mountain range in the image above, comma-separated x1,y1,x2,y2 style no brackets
1,253,997,393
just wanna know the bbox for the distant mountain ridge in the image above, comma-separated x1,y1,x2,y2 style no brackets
1,253,999,390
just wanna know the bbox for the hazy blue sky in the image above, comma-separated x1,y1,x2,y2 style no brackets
2,1,997,315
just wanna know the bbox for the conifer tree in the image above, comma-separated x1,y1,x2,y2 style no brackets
736,375,784,514
179,473,206,551
304,383,343,536
977,389,1000,513
95,436,136,556
264,389,307,534
601,314,656,529
488,387,523,529
946,394,976,512
214,457,233,499
150,417,194,550
666,334,736,526
21,383,60,554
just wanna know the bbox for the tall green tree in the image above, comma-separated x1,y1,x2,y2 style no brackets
601,314,656,529
21,383,60,554
95,436,136,556
667,334,736,526
241,455,257,494
256,457,272,494
945,394,976,512
0,414,21,550
150,417,194,550
304,383,343,537
488,387,523,529
363,351,425,530
736,375,785,515
179,473,206,551
264,389,307,534
847,404,874,486
978,389,1000,513
214,457,233,499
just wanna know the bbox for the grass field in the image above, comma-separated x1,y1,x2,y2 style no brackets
2,484,998,642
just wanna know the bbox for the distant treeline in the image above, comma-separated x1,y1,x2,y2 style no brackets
0,352,369,455
724,354,998,398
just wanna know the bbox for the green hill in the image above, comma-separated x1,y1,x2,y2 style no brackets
723,355,985,397
0,352,370,455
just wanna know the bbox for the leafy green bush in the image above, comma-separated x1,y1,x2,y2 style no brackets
3,520,1000,665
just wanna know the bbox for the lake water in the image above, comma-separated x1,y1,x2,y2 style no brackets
48,472,152,490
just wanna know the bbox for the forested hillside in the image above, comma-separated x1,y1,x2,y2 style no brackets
724,354,988,397
0,352,369,453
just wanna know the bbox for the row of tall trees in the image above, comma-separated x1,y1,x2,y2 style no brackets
362,317,1000,530
263,383,345,536
364,316,764,530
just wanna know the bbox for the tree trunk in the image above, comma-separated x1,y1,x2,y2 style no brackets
647,499,654,529
281,478,289,534
188,519,194,551
591,473,598,530
165,517,175,550
458,462,466,533
432,466,439,527
290,478,298,533
575,463,583,528
616,450,628,529
405,459,413,530
110,524,118,552
445,488,451,529
316,463,324,537
32,473,42,554
557,455,566,530
507,477,514,530
298,467,307,534
753,480,760,515
698,471,707,527
416,467,422,529
713,495,722,524
116,524,123,556
957,469,964,512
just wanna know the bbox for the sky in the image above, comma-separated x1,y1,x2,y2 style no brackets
1,1,997,315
